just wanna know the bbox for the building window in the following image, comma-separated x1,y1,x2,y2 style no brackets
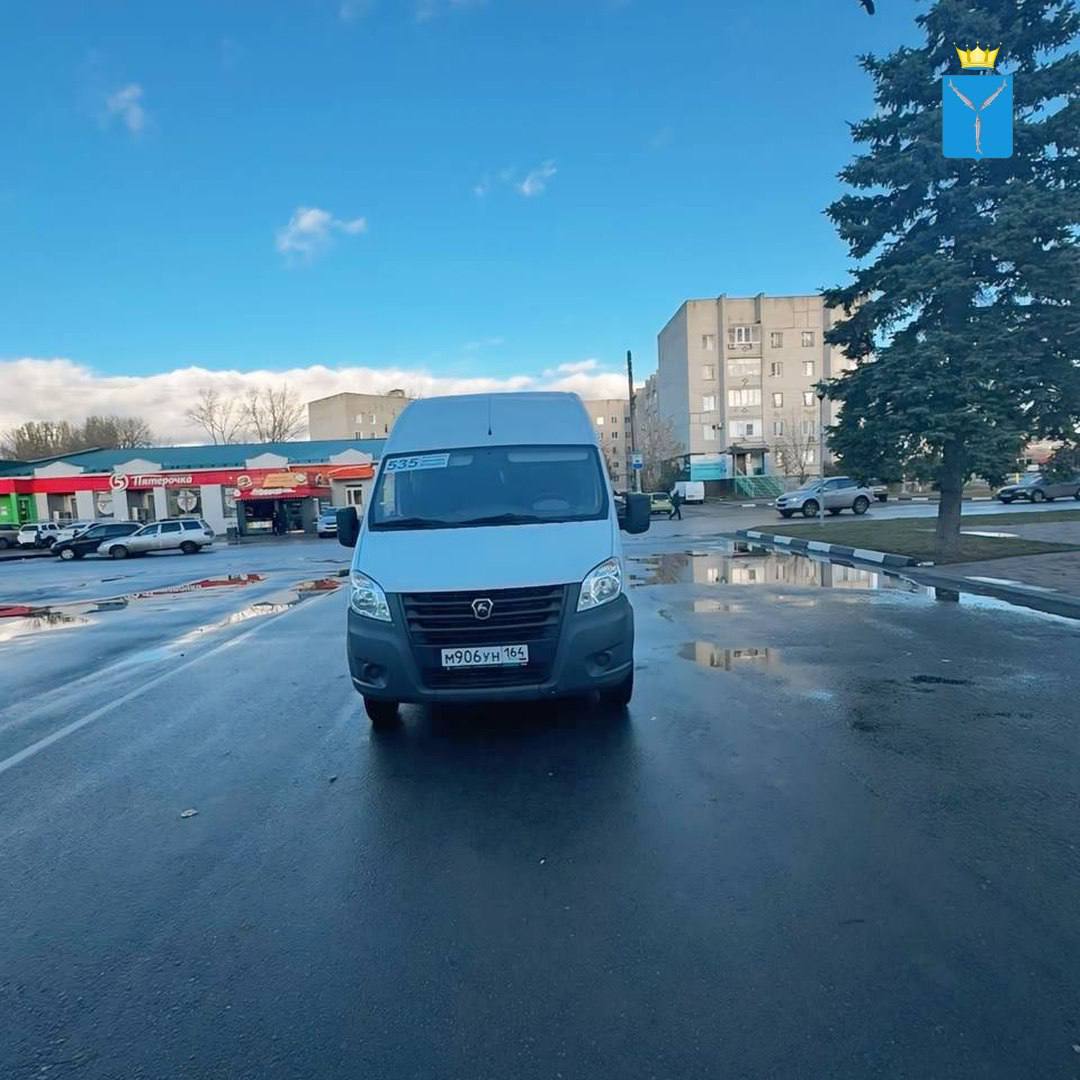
728,388,761,407
702,334,716,351
597,431,604,440
703,425,716,442
727,358,759,379
595,416,604,425
732,420,759,439
803,390,815,407
803,448,817,465
346,487,364,507
354,431,363,440
801,331,815,347
772,420,784,436
803,360,815,377
802,419,815,435
772,392,784,408
702,394,716,412
611,431,619,439
728,325,759,346
702,364,715,380
610,416,618,425
770,332,783,348
769,361,783,378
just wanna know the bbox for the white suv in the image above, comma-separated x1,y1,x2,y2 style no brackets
17,522,63,548
97,518,215,559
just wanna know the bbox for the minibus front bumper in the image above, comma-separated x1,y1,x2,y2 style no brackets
347,590,634,704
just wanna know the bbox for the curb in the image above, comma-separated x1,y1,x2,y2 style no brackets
737,529,924,569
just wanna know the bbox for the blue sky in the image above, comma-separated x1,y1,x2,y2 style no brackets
0,0,921,431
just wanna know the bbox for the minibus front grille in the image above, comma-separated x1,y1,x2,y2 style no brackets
402,585,568,646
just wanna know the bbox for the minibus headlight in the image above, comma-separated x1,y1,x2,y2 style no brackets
350,570,392,622
577,558,622,612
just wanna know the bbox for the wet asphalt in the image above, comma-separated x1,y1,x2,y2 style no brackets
1,535,1079,1079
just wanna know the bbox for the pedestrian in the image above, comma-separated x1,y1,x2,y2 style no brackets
669,490,683,520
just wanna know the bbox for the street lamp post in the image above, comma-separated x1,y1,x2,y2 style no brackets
816,387,828,526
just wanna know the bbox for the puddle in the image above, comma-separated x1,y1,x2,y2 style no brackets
629,545,921,594
0,575,340,649
0,611,90,642
678,642,778,671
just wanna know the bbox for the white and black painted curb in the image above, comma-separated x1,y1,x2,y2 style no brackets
737,529,925,568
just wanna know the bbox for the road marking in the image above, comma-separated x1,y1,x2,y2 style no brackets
0,595,326,778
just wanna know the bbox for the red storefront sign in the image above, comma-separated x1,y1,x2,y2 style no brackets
0,467,343,495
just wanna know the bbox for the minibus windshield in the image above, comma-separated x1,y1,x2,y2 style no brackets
369,445,608,530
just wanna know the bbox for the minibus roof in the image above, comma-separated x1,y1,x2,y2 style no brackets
383,392,600,455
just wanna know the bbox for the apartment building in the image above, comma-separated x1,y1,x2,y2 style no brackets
657,294,853,482
581,398,631,488
307,390,412,441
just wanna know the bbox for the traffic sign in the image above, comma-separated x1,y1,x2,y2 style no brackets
631,453,644,470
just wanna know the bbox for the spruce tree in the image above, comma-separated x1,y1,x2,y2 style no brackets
823,0,1080,556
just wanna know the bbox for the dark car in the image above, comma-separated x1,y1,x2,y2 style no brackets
996,473,1080,503
0,525,19,550
52,521,141,560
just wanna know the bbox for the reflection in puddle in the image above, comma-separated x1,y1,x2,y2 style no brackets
961,530,1018,539
0,576,341,652
0,611,90,642
679,642,778,671
630,545,920,594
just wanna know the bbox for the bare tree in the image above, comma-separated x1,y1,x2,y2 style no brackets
1,421,80,459
243,384,306,443
599,441,624,488
185,388,245,444
2,415,154,458
771,411,820,485
82,414,154,449
636,408,683,491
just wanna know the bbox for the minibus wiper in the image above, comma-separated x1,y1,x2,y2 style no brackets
460,513,550,527
374,517,454,530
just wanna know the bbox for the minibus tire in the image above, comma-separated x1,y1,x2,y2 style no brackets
364,698,400,728
599,670,634,710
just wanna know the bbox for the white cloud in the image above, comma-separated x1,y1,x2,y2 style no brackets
517,160,557,197
275,206,368,261
416,0,485,21
473,161,557,199
0,358,628,444
104,83,147,135
339,0,376,21
543,359,600,377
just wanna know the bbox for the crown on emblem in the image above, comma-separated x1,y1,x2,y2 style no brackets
955,43,1000,70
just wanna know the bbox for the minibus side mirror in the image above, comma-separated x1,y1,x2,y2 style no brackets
337,507,360,548
619,493,651,535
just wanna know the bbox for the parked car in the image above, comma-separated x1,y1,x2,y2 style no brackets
54,520,96,544
996,473,1080,503
17,522,63,548
53,521,142,560
317,507,342,538
775,477,873,518
97,518,215,559
648,491,674,515
0,525,19,550
867,479,889,503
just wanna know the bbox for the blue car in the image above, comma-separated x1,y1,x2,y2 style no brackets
317,507,341,538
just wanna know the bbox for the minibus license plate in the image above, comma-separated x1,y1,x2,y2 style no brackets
441,645,529,668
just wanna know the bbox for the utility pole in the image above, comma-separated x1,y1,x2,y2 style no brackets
626,350,641,493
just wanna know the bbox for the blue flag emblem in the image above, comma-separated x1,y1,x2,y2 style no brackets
942,74,1012,158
